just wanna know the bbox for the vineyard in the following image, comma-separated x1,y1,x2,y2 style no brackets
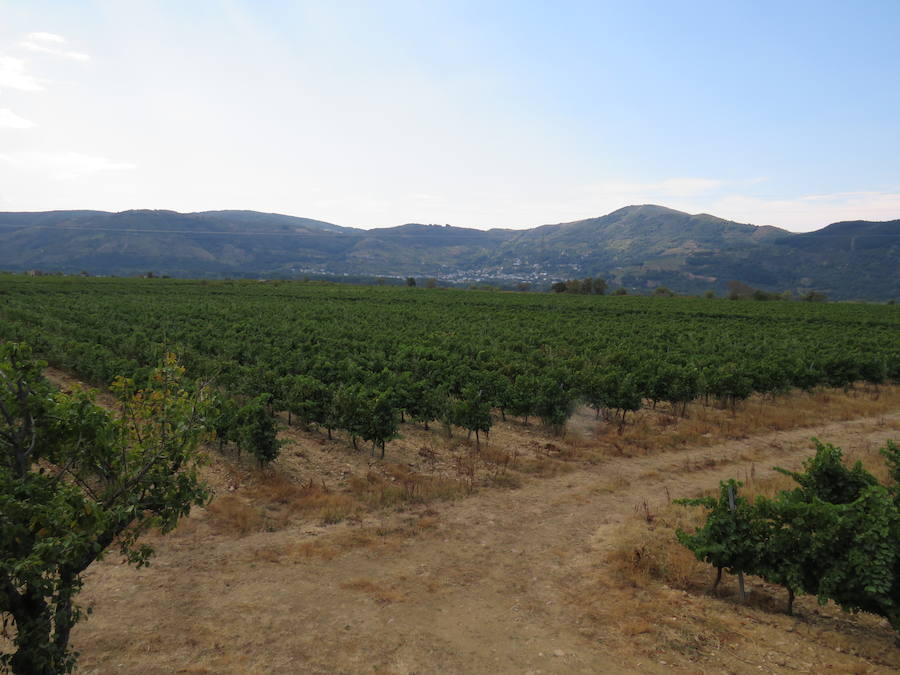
1,275,898,465
3,274,900,672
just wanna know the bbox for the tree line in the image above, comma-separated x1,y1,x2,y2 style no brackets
550,277,608,294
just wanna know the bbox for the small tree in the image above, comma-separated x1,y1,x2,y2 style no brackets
657,364,701,417
707,362,753,411
592,368,641,428
802,290,827,302
508,373,539,425
362,389,399,458
235,394,280,466
727,280,755,300
405,277,416,287
330,384,366,450
0,344,211,673
209,391,240,452
534,369,575,435
451,384,492,449
676,480,763,592
404,378,444,431
279,374,328,429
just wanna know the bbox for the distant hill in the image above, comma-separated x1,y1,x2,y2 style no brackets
490,205,794,288
0,206,897,300
0,209,356,277
502,205,789,260
777,219,900,252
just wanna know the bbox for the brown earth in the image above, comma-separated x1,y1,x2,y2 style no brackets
26,375,900,672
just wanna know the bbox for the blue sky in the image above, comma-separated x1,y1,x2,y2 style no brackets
0,0,898,231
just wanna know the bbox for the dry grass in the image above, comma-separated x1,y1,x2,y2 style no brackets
255,473,362,525
514,439,592,476
339,577,408,605
609,502,708,591
205,472,364,534
347,462,469,507
206,494,268,536
217,509,448,569
592,384,900,458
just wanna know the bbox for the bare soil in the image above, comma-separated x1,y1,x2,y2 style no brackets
30,375,900,672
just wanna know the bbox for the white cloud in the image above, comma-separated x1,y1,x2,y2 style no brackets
19,32,90,61
0,151,136,179
0,108,36,129
25,32,66,44
0,56,45,91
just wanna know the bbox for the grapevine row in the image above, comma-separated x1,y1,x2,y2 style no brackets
1,276,897,463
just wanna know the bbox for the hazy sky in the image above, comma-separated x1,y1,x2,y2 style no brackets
1,1,898,231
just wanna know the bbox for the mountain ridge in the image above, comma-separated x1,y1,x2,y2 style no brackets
0,205,897,300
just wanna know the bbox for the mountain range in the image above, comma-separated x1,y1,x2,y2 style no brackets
0,205,897,300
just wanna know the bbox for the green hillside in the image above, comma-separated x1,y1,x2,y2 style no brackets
0,205,896,300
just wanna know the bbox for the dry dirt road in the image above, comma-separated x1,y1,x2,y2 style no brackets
68,409,900,674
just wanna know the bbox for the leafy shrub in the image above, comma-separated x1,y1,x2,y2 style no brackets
677,439,900,629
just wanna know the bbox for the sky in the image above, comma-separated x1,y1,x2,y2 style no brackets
0,1,898,232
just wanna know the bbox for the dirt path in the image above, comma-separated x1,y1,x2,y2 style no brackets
69,410,900,674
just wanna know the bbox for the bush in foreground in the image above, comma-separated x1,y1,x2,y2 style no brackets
0,343,210,673
677,439,900,630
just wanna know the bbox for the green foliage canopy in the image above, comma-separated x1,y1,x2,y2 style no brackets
0,344,211,673
678,440,900,629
